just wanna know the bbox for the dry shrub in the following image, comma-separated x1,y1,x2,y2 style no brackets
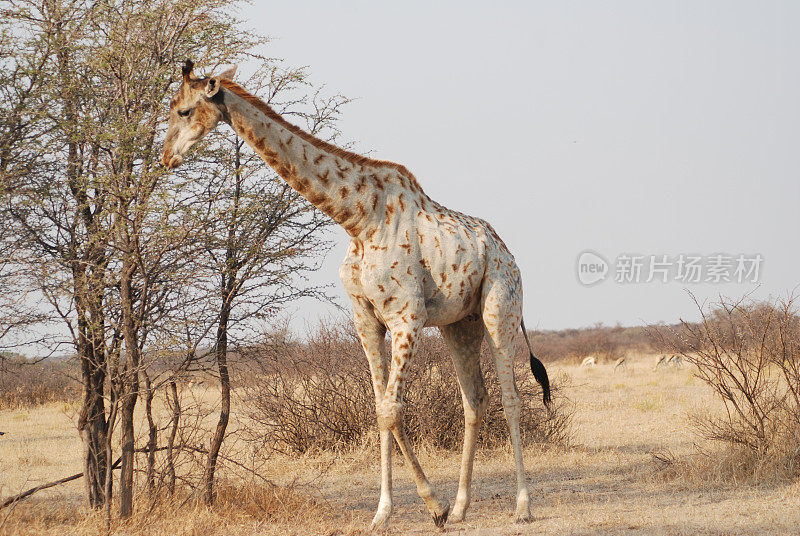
0,483,326,536
242,322,571,454
240,323,375,454
0,359,79,409
656,294,800,481
653,441,800,487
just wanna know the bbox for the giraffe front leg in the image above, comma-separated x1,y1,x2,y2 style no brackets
379,313,450,527
370,428,393,530
350,303,394,530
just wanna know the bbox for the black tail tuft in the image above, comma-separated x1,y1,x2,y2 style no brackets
529,351,551,406
520,318,551,406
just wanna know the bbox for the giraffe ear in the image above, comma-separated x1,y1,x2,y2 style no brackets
205,77,221,98
216,65,237,81
205,65,236,98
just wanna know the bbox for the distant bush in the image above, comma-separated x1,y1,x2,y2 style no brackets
0,358,79,409
530,323,657,363
657,295,800,480
243,322,571,454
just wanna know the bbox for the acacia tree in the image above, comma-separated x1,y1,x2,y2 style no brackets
0,0,265,515
1,0,347,516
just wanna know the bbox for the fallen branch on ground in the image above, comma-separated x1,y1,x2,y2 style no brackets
0,458,122,510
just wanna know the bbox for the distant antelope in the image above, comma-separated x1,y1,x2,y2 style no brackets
654,354,682,370
581,356,597,368
613,357,627,373
668,354,684,369
653,355,669,370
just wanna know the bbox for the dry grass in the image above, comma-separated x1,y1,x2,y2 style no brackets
1,484,335,536
3,354,800,535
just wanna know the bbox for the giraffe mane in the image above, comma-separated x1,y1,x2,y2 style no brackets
219,79,425,192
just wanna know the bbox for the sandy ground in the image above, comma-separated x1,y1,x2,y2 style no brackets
2,355,799,535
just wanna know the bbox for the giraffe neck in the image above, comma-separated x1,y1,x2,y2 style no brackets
218,81,426,238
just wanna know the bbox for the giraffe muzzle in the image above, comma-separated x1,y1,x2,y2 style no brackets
163,154,184,169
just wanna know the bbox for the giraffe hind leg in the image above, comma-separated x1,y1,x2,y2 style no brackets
482,277,533,523
440,316,487,523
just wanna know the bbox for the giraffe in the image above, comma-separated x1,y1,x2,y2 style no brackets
160,60,551,529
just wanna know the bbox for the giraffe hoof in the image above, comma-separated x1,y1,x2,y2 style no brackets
450,505,467,523
432,502,450,528
514,512,534,524
369,505,392,531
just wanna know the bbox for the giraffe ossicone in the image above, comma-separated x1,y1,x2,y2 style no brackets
161,59,551,529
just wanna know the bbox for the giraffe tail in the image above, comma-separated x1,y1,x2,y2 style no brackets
520,318,551,406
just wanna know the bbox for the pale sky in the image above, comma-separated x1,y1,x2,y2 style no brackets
247,1,799,331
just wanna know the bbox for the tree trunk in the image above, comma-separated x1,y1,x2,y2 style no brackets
202,311,231,505
166,380,179,495
74,261,110,508
142,370,157,490
119,259,140,518
77,339,108,508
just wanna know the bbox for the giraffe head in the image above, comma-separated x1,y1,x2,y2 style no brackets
161,59,237,169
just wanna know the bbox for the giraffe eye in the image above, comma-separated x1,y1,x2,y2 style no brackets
177,108,192,117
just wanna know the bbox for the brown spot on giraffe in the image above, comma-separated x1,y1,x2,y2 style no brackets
385,203,395,225
355,175,367,194
337,208,353,224
308,192,327,205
